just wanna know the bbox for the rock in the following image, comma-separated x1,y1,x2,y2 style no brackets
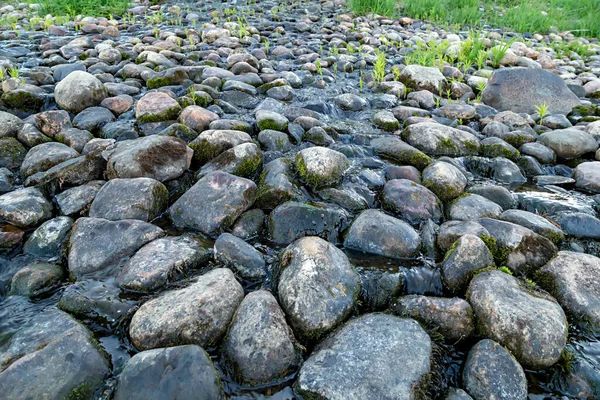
256,109,288,131
481,67,580,115
382,179,442,224
467,270,567,369
0,223,24,249
500,209,564,243
23,216,73,260
404,122,480,156
104,136,192,182
574,161,600,193
56,128,94,152
129,268,244,350
477,218,557,274
68,217,164,278
295,146,349,188
449,194,503,221
538,129,598,159
438,220,490,252
114,345,224,400
0,138,27,171
334,93,368,111
0,111,23,138
268,201,349,245
445,388,473,400
537,251,600,330
135,91,182,123
189,129,252,165
197,142,263,179
118,236,212,292
55,180,104,216
520,142,556,164
277,236,361,342
0,187,53,228
462,339,527,400
214,233,266,281
555,211,600,239
422,161,467,202
344,209,421,259
373,110,400,131
489,157,527,186
467,184,516,210
400,64,447,93
20,142,79,178
0,309,109,400
231,209,265,240
256,158,302,209
54,70,107,113
179,106,219,133
89,177,168,222
34,110,72,138
295,313,431,400
169,171,257,237
72,107,115,134
371,136,432,170
481,137,520,161
442,234,495,295
9,262,63,296
222,290,301,385
394,295,474,342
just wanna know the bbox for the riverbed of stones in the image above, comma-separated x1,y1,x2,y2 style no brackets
0,0,600,399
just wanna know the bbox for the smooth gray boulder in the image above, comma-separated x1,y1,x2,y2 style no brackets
467,270,567,369
449,194,503,221
20,142,79,178
422,161,467,202
499,209,564,243
482,67,580,115
221,290,301,386
538,129,598,159
462,339,527,400
68,217,164,278
383,179,442,224
370,136,432,170
23,216,73,260
574,161,600,193
0,111,24,138
54,70,107,113
0,187,53,228
9,262,63,297
277,236,361,342
442,234,495,295
295,146,350,189
295,313,431,400
188,129,252,165
214,233,266,281
400,64,447,93
169,171,257,237
114,345,224,400
129,268,244,350
55,180,104,216
404,122,480,156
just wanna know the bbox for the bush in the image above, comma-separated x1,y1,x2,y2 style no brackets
34,0,132,17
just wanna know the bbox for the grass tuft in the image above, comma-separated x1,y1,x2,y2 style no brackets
349,0,396,17
32,0,132,18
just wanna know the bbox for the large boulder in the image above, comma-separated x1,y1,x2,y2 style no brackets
295,313,431,400
169,171,257,237
537,251,600,330
574,161,600,193
467,270,567,369
54,70,107,113
344,209,421,259
221,290,302,386
129,268,244,350
277,236,361,342
0,309,109,400
482,67,580,115
114,345,224,400
538,129,598,159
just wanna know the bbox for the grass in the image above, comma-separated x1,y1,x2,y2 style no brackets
350,0,600,38
32,0,132,17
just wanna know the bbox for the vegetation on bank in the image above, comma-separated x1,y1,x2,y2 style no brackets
350,0,600,39
31,0,131,17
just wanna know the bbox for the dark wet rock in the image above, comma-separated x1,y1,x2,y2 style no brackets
214,233,266,281
118,236,212,292
334,93,368,111
466,184,516,210
0,187,53,228
371,136,432,170
383,179,442,224
404,122,480,156
0,137,27,171
359,270,402,311
482,67,580,115
129,268,244,351
0,223,24,249
445,388,473,400
520,142,556,164
344,209,421,259
197,142,263,179
394,295,474,342
54,70,107,113
189,129,252,166
500,209,564,243
135,91,182,123
489,157,527,186
89,177,168,222
23,216,73,260
477,218,557,274
448,194,503,221
256,158,303,209
20,142,79,178
295,146,349,189
9,262,63,297
103,136,192,182
422,161,467,202
114,345,224,400
55,180,104,216
68,217,164,279
437,220,490,252
277,236,361,342
169,171,257,237
222,290,301,386
0,309,109,400
462,339,527,400
72,107,115,134
554,211,600,240
467,270,567,369
0,168,13,194
538,129,598,159
179,105,219,133
56,127,94,152
268,201,349,245
231,209,265,240
258,129,292,151
442,234,495,295
0,111,24,138
574,161,600,193
295,313,431,399
400,64,447,93
537,251,600,329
